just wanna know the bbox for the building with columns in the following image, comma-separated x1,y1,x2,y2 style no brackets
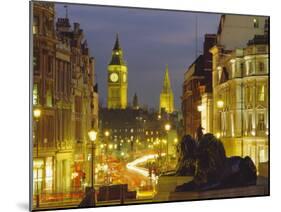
210,34,269,171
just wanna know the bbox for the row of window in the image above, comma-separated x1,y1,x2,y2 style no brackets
55,59,71,96
33,83,53,107
219,112,267,137
219,60,267,84
217,83,266,109
245,84,266,103
33,15,54,36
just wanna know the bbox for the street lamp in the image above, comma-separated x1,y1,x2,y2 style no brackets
88,128,97,206
217,100,224,109
164,123,171,172
33,108,41,208
104,130,110,184
165,123,171,131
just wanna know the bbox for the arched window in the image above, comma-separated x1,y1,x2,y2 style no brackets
220,67,229,84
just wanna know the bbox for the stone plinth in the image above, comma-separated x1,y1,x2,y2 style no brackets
154,176,193,201
169,185,268,201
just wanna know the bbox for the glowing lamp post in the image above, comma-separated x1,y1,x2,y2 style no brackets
33,108,41,208
217,100,224,109
88,129,97,206
34,108,41,119
104,130,110,185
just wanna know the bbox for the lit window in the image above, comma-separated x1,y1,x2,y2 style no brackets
257,113,265,131
259,62,265,73
248,114,253,133
33,84,38,105
253,18,259,28
240,63,244,75
246,86,253,103
46,89,53,107
33,16,39,34
259,147,268,163
33,52,39,72
258,85,265,102
248,61,253,74
45,157,53,191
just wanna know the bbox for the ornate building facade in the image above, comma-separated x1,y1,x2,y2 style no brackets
32,2,98,202
32,2,57,197
159,65,174,114
210,34,269,171
107,35,128,109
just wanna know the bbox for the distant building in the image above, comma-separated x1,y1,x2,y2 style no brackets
159,65,175,113
99,107,179,161
181,34,216,138
132,93,139,110
107,34,128,109
217,14,268,50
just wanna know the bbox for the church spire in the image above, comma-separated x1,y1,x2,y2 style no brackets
162,64,171,92
159,64,174,113
133,93,139,109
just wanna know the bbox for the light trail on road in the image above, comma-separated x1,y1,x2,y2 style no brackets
126,153,165,177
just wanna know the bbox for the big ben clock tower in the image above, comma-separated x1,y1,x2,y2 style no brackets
107,34,128,109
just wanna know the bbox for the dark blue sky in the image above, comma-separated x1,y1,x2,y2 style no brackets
55,3,220,111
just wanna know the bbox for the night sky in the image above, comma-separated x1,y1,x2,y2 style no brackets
55,3,220,111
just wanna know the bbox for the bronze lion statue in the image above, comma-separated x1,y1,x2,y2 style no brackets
175,133,257,191
174,135,197,176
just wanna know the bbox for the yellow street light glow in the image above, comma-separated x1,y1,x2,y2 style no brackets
88,129,97,142
109,144,113,149
165,123,171,131
162,140,167,144
174,138,178,143
216,132,221,138
251,130,256,136
197,105,203,112
33,108,41,119
104,131,110,137
121,152,125,156
217,100,224,108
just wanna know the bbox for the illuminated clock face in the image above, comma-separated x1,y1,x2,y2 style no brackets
123,74,127,82
110,73,118,82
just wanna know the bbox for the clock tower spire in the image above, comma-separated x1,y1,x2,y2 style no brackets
107,34,128,109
